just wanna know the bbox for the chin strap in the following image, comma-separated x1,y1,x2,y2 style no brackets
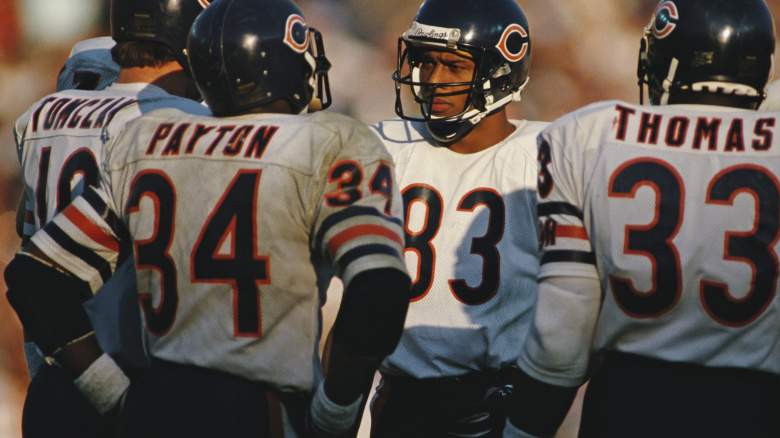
465,75,531,126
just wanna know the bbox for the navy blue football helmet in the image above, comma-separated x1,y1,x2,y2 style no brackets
393,0,532,144
638,0,775,109
187,0,332,116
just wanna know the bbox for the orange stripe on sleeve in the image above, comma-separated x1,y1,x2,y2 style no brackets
555,225,588,240
327,224,403,255
63,206,120,253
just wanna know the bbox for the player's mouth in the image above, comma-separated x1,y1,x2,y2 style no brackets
430,98,452,114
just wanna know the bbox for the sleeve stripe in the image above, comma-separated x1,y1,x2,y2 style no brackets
45,223,112,282
82,188,131,243
63,206,120,253
538,202,583,220
555,225,588,240
336,243,401,271
315,206,402,253
327,224,403,256
541,250,596,265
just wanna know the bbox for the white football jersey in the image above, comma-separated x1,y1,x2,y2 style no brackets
29,109,407,392
535,100,780,376
14,83,209,370
373,119,545,378
759,79,780,112
16,83,210,238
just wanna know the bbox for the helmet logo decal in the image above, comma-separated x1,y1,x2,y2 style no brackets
197,0,210,9
496,24,529,63
283,14,310,54
405,22,462,46
652,1,679,39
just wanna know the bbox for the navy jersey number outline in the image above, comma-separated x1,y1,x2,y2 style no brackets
192,170,269,337
608,158,684,318
127,170,179,335
402,184,505,305
35,147,99,227
608,158,779,327
702,165,780,327
127,169,271,336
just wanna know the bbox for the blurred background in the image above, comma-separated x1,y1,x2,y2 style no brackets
1,0,779,437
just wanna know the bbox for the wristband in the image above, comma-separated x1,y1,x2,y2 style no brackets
73,353,130,414
309,380,364,434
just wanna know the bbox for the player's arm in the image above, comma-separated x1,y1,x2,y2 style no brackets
309,132,410,436
503,122,603,438
314,267,409,436
504,276,600,437
5,185,132,414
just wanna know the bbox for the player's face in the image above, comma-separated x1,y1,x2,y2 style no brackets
418,50,475,117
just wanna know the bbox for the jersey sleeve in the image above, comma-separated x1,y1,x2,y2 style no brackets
14,109,34,239
28,184,131,294
537,117,598,280
310,122,407,288
14,108,31,163
18,194,35,241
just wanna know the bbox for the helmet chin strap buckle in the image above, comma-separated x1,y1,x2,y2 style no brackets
468,112,486,126
660,57,680,105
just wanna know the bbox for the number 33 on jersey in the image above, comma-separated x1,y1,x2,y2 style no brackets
538,101,780,374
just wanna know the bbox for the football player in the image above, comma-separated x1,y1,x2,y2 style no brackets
13,1,210,436
365,0,545,436
5,0,411,437
504,1,780,437
17,35,120,383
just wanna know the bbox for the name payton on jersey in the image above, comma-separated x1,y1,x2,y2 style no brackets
613,104,775,152
145,121,279,159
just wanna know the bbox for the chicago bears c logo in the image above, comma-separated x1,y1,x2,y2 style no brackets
197,0,210,8
283,14,310,54
652,1,679,39
495,24,529,63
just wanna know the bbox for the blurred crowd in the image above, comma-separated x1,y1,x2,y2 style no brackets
1,0,779,437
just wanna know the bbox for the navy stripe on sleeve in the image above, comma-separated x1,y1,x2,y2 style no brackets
81,187,132,244
538,202,583,220
315,206,402,254
336,244,401,272
45,223,113,282
541,250,596,266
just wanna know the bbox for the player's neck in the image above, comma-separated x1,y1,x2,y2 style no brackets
447,110,516,154
117,62,191,97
